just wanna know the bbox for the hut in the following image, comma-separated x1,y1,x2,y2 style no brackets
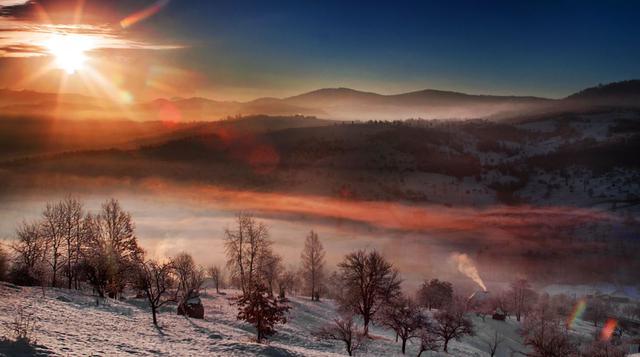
492,307,507,321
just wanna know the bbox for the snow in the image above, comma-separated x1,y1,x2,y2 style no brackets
0,284,613,356
542,283,640,302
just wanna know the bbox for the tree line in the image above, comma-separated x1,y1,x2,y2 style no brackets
8,197,142,297
1,199,633,356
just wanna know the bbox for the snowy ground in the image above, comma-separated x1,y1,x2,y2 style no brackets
0,283,616,357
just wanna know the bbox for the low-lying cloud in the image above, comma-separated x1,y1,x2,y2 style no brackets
2,173,636,289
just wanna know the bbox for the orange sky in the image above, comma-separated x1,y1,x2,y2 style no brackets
0,0,196,103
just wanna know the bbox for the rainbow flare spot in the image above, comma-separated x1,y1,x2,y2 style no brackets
120,0,170,29
600,318,618,341
566,299,587,329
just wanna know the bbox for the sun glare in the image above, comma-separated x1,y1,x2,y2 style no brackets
44,34,94,74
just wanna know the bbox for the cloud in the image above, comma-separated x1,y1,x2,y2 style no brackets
0,19,182,58
0,43,44,57
0,0,29,8
0,1,147,21
0,0,182,58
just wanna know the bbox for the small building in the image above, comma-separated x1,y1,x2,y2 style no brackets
178,296,205,319
492,307,507,321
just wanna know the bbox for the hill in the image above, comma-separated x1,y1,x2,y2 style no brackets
5,109,639,209
0,115,332,160
0,284,552,356
565,80,640,106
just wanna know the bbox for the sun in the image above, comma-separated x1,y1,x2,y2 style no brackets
44,34,94,74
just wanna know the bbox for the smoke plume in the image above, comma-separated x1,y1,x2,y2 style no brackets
450,252,487,291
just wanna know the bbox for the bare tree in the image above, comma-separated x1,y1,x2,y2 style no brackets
79,213,110,298
519,302,578,357
300,230,325,301
236,283,290,343
207,265,223,294
76,200,142,299
224,213,271,295
549,294,574,318
483,330,505,357
59,196,83,290
41,201,65,287
316,314,366,356
9,198,140,299
277,266,299,299
432,298,475,353
323,270,346,301
259,249,282,297
380,295,429,354
10,221,45,285
469,293,494,322
508,278,537,322
96,199,143,298
417,279,453,310
337,249,402,336
581,341,626,357
416,328,439,357
135,259,177,326
173,252,204,312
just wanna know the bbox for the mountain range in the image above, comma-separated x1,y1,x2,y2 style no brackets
2,80,639,121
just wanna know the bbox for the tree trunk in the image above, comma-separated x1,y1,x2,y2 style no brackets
363,315,370,336
402,338,407,354
52,260,57,287
67,242,73,289
443,338,450,352
152,306,158,326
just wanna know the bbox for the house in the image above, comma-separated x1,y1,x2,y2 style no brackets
492,307,507,321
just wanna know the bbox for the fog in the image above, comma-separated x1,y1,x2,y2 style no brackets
1,174,637,291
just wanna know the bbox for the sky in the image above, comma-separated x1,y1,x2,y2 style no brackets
0,0,639,101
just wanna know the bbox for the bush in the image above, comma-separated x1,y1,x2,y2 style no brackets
3,305,37,344
8,265,36,286
236,284,290,343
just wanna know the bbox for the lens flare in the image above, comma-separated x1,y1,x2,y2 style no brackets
120,0,170,29
44,34,93,74
566,299,586,329
600,318,618,341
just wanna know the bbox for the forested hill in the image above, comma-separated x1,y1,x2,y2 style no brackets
3,109,639,209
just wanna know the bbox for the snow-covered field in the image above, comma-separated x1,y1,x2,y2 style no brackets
0,282,628,357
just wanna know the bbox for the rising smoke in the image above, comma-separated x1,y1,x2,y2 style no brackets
450,252,487,291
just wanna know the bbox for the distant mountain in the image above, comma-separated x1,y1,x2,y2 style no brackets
270,87,552,120
2,80,640,121
0,89,96,106
282,87,548,106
